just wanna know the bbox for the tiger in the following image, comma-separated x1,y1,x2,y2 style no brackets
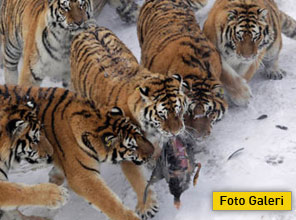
92,0,209,24
92,0,140,23
137,0,228,140
0,98,68,220
0,0,95,87
71,26,188,219
0,85,155,220
203,0,296,106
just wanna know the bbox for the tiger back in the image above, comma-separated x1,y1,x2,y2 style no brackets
71,26,188,141
0,0,94,87
137,0,228,139
0,98,68,218
203,0,296,106
0,85,155,220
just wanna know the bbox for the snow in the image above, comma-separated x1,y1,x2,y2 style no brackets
1,0,296,219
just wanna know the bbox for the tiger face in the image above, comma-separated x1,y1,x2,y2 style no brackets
222,7,271,63
0,101,53,168
94,107,154,165
47,0,93,32
183,77,227,140
134,74,187,138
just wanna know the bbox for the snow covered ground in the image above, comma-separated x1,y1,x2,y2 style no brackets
1,0,296,219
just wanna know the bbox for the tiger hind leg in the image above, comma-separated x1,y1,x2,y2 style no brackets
121,161,159,220
109,0,139,23
0,181,69,210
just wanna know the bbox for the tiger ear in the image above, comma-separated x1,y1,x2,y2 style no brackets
139,87,149,98
227,10,237,21
213,86,225,99
172,74,184,91
102,133,117,148
172,74,182,82
6,119,28,139
182,81,190,91
258,8,268,20
109,107,125,117
47,0,55,5
26,100,37,113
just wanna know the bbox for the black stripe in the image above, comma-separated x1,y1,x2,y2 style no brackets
41,88,57,124
0,168,8,180
81,133,97,155
42,28,59,61
76,158,100,175
51,90,69,156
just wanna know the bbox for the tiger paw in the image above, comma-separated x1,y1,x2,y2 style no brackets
34,184,69,209
263,68,286,80
226,77,252,107
136,190,159,220
49,167,65,186
124,210,141,220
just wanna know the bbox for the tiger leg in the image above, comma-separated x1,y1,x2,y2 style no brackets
18,47,43,86
49,166,65,186
109,0,139,23
220,58,252,106
1,36,22,84
121,161,159,220
65,161,140,220
0,181,68,210
261,54,286,80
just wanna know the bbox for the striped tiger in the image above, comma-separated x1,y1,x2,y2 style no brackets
0,0,95,87
137,0,228,140
92,0,208,23
71,26,188,219
203,0,296,106
0,85,154,220
0,98,68,219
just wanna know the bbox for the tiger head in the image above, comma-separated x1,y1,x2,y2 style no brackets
76,106,154,165
182,76,228,140
129,73,187,139
102,107,155,165
221,6,271,63
0,100,53,168
47,0,94,32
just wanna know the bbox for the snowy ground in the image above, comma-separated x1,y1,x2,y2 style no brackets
2,0,296,219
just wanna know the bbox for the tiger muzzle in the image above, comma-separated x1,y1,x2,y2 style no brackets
163,114,184,136
237,33,258,60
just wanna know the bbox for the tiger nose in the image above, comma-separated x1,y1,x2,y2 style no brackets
166,115,184,136
74,20,83,26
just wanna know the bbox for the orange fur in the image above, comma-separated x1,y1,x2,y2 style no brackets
203,0,296,106
70,26,188,219
137,0,228,139
0,99,68,219
0,0,94,86
0,85,155,220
